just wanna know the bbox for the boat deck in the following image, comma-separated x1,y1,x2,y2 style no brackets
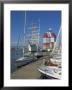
38,67,61,79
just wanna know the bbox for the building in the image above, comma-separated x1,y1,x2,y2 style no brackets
43,28,56,51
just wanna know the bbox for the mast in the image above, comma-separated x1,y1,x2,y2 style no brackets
29,21,39,50
23,11,26,56
37,19,40,51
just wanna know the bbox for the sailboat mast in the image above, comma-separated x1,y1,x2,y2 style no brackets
23,11,26,56
37,19,40,51
51,26,61,55
38,19,40,46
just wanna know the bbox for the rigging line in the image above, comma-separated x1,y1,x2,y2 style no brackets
16,24,24,57
16,32,21,58
51,25,61,55
17,33,20,49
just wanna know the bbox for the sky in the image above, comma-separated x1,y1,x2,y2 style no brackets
11,11,61,46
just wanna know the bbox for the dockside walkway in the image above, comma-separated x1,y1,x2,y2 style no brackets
11,58,43,79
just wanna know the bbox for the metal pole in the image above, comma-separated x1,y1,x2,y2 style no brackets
39,19,40,45
23,11,26,57
37,19,40,52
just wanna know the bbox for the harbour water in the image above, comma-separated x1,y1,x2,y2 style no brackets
11,47,23,73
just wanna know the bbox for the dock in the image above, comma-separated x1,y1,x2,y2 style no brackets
11,58,43,79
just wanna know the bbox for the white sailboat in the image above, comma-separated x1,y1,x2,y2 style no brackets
38,26,62,79
16,12,41,67
16,12,34,67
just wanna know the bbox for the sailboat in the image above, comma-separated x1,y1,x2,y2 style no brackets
16,11,34,67
38,26,62,79
16,12,41,67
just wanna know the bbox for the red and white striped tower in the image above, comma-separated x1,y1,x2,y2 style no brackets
43,28,56,51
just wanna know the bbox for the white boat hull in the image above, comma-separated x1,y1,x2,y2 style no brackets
16,56,34,67
38,65,61,79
